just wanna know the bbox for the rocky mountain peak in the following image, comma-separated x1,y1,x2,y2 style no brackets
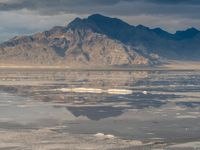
67,17,101,33
1,14,200,67
175,27,200,40
0,14,153,67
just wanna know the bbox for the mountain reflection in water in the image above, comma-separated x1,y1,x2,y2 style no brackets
67,106,125,121
0,69,200,147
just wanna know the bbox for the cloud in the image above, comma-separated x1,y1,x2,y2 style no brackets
0,0,200,42
121,15,200,32
0,9,86,42
146,0,200,5
0,0,199,18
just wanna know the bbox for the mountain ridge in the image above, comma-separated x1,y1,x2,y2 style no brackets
82,14,200,59
0,14,200,67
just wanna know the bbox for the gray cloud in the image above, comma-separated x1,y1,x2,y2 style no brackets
146,0,200,5
0,0,200,42
0,0,199,17
0,0,199,18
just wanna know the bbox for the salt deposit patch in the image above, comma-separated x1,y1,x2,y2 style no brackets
188,112,200,115
142,91,148,95
94,133,105,137
94,133,116,139
58,88,103,94
107,89,132,95
55,88,133,95
168,141,200,148
176,115,198,119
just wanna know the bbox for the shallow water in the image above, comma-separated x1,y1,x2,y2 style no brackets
0,69,200,149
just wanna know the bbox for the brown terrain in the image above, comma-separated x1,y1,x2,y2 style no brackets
1,14,200,68
0,18,150,67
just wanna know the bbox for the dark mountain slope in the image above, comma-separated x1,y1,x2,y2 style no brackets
0,14,199,67
86,14,200,60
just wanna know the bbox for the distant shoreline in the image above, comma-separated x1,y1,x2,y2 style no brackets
0,60,200,71
0,67,199,72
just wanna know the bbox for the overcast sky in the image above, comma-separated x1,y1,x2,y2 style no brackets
0,0,200,42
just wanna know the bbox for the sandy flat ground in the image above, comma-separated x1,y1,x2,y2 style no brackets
0,129,150,150
161,60,200,70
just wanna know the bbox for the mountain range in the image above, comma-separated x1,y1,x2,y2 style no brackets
0,14,200,67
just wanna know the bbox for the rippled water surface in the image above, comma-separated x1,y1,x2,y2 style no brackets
0,69,200,149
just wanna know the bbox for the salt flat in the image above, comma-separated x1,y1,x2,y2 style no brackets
0,69,200,149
